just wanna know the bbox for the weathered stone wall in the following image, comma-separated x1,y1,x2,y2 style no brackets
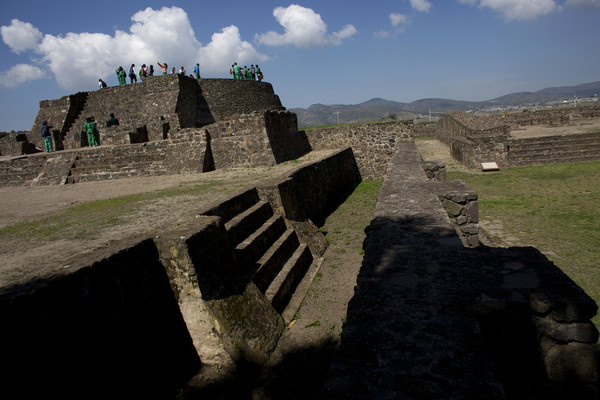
198,79,284,122
0,238,202,398
0,154,47,186
198,110,308,170
438,107,600,168
30,92,88,152
303,121,414,180
0,133,37,156
276,148,361,225
0,135,212,186
264,110,311,163
437,111,511,168
437,111,510,145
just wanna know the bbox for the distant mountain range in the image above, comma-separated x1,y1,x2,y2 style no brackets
290,81,600,127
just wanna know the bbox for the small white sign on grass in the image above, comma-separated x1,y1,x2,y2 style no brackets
481,162,499,172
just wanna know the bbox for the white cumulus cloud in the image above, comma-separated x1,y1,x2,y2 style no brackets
410,0,433,12
0,7,269,91
0,64,45,87
390,13,411,27
255,4,357,49
1,19,42,54
458,0,558,20
199,25,269,73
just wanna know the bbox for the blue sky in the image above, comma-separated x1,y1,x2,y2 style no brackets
1,0,599,131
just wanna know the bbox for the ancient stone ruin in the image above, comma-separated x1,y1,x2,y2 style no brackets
435,105,600,169
0,76,598,398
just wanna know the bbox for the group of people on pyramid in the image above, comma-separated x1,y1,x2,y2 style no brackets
230,63,263,81
111,62,202,86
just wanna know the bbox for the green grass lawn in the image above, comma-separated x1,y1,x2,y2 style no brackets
448,161,600,326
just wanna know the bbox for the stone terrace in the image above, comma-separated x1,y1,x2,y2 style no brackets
323,143,598,399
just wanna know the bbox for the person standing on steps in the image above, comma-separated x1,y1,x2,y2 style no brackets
194,63,201,79
41,121,53,153
91,116,100,146
84,117,99,147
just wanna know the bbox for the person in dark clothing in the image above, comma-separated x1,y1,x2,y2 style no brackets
106,113,120,127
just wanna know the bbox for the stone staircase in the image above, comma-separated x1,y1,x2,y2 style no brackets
65,144,170,183
508,132,600,166
0,155,47,186
209,189,315,322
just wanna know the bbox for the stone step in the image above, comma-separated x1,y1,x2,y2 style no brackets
72,151,167,166
264,243,313,315
68,168,166,183
508,140,600,153
508,148,600,159
253,228,300,293
508,133,600,145
508,154,600,167
224,201,273,248
234,214,287,266
69,161,167,177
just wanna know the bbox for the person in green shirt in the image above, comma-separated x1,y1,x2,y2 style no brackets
84,117,99,146
233,63,241,80
106,113,119,127
116,66,127,85
256,65,263,82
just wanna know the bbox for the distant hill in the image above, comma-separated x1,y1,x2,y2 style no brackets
290,81,600,127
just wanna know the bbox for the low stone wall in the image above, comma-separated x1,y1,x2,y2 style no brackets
0,154,48,186
0,133,37,156
0,237,202,398
304,121,414,180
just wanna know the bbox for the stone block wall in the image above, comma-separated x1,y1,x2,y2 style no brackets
198,79,284,122
277,148,362,225
0,238,202,398
0,133,37,156
198,110,309,169
0,153,47,186
304,121,414,180
30,92,88,151
437,111,510,168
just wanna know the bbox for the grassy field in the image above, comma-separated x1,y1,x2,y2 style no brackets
448,161,600,326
